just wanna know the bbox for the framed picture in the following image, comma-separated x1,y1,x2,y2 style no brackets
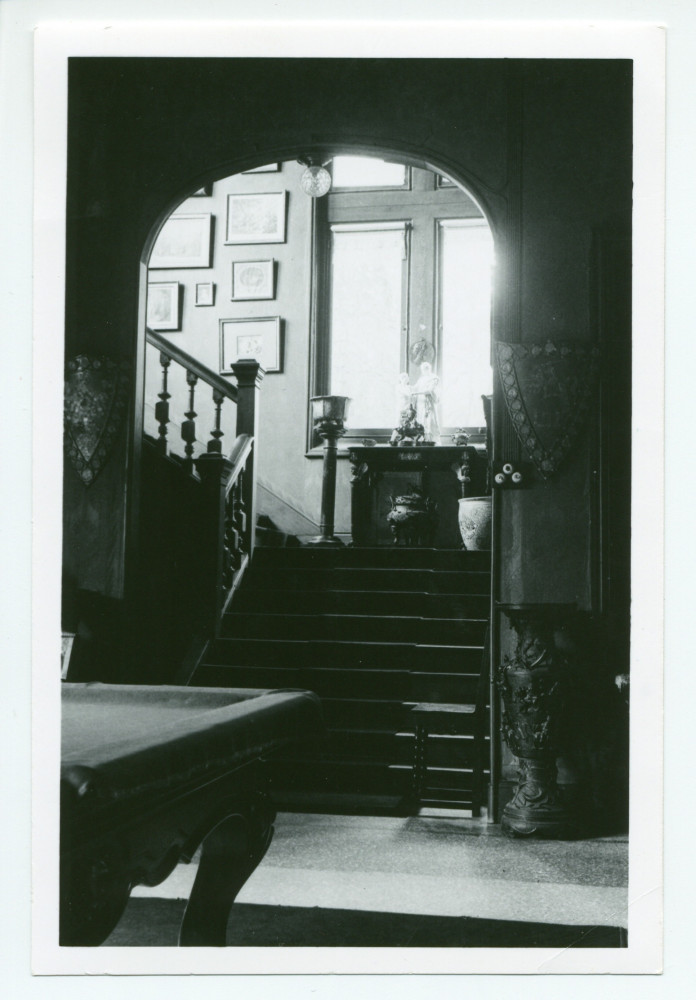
149,213,213,268
225,192,286,245
195,282,215,306
242,164,280,174
231,259,275,301
146,282,180,330
220,317,282,374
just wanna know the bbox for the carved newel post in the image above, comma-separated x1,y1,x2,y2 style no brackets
497,604,577,838
308,395,351,547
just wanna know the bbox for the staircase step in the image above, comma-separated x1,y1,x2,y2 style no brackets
268,759,415,798
324,729,485,768
233,588,490,618
193,664,481,703
252,546,491,572
221,612,488,645
190,534,492,814
267,759,481,802
268,790,409,817
390,763,487,791
244,566,490,594
205,637,484,673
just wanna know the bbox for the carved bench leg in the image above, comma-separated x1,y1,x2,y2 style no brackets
179,796,274,947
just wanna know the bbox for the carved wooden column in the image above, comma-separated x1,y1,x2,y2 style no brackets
195,451,235,636
230,360,263,559
497,604,577,838
308,395,351,547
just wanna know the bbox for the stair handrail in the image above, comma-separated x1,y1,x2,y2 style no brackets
226,432,253,471
192,360,264,650
146,327,238,403
142,330,264,680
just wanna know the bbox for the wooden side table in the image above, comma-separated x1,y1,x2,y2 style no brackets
348,444,487,548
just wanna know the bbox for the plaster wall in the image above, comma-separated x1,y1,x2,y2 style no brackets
144,161,324,528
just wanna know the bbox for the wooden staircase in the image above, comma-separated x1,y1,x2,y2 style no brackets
191,544,491,815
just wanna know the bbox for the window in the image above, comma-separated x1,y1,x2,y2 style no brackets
329,223,408,428
438,220,494,427
331,156,408,190
310,159,493,447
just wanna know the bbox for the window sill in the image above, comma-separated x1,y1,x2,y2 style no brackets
305,444,382,459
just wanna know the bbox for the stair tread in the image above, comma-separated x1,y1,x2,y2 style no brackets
196,663,480,676
240,587,491,598
211,637,483,651
224,611,488,624
199,663,481,676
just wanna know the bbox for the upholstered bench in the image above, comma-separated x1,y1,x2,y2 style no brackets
60,683,323,946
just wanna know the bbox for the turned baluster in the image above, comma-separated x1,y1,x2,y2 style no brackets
181,370,198,473
232,470,248,554
207,388,225,454
155,353,172,455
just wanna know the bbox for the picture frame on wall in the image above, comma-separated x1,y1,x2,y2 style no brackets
146,281,180,331
149,213,213,268
242,163,280,173
220,316,282,374
225,192,286,245
195,282,215,306
231,259,275,301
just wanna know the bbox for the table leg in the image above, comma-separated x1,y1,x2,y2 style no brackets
179,795,274,947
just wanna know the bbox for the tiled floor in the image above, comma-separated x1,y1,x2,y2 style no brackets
122,812,628,943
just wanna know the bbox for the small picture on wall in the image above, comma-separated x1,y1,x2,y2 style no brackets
220,317,282,374
231,259,275,301
149,213,213,268
242,164,280,173
195,282,215,306
147,282,180,331
225,192,286,245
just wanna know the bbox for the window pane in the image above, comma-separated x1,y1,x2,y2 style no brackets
329,225,405,428
439,221,494,427
331,156,406,189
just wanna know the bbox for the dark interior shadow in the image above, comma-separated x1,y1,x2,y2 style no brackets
103,899,626,948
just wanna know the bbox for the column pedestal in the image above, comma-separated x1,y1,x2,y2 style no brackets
497,603,578,839
307,395,350,547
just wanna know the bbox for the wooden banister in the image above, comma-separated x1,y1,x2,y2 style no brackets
195,432,256,638
147,328,238,402
226,432,254,471
140,338,264,681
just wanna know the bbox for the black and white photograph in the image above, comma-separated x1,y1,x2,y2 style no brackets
18,9,675,987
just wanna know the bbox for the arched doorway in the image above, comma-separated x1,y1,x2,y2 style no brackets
137,150,499,816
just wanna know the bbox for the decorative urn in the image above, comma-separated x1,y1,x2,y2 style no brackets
310,394,351,435
457,496,492,551
386,488,438,547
